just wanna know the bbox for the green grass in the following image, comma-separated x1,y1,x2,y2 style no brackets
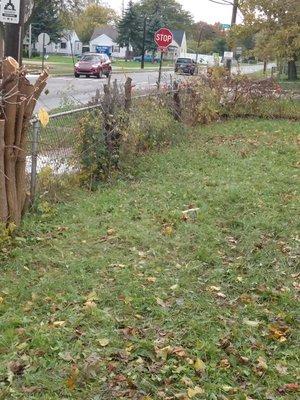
23,55,174,76
1,119,300,399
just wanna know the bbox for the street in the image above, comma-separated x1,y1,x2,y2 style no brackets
30,63,272,111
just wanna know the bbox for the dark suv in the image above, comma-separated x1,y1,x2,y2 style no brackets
175,58,197,75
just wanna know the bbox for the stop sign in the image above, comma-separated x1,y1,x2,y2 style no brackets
154,28,173,49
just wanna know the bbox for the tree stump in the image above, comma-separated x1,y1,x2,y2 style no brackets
0,57,48,226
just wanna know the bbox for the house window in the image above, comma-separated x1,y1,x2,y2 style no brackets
60,42,67,49
112,45,120,53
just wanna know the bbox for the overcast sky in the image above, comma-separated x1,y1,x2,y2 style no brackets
104,0,241,24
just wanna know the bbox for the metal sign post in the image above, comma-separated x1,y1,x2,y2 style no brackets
154,28,173,90
38,32,50,70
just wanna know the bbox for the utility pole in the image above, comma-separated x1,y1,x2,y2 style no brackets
226,0,238,72
4,0,25,64
231,0,238,26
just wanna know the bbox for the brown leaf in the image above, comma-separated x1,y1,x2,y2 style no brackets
22,386,41,394
8,361,26,375
66,364,79,390
277,383,299,394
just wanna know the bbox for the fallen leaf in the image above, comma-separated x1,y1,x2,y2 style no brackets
194,358,206,373
8,361,26,375
277,383,299,394
83,300,97,309
243,318,260,327
187,386,204,398
219,358,231,369
255,356,268,375
52,320,66,327
156,297,168,308
268,323,290,342
209,286,221,291
66,364,79,390
147,277,157,283
58,352,74,362
216,292,227,299
275,364,288,375
156,346,172,360
162,225,173,236
170,284,179,290
22,386,41,394
98,338,110,347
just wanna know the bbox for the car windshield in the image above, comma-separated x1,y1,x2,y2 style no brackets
177,58,192,64
81,55,101,62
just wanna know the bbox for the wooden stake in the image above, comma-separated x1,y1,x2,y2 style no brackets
0,120,8,223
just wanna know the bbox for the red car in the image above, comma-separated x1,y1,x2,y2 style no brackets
74,53,112,78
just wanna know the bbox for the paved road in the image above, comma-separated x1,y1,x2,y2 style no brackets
29,64,271,111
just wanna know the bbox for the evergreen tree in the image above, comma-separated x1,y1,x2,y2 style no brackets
117,1,142,58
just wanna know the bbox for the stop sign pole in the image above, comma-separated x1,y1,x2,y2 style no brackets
154,28,173,89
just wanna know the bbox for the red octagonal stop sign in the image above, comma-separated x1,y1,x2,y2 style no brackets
154,28,173,49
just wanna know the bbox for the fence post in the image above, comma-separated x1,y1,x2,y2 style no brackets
30,118,40,205
124,77,132,111
173,81,181,121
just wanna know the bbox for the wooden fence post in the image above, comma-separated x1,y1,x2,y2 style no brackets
124,77,132,111
173,81,181,121
0,120,7,223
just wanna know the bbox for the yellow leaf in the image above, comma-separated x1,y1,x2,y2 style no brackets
53,320,66,327
187,386,204,398
156,346,172,360
0,296,4,304
162,225,173,236
83,300,97,309
194,358,206,372
38,108,49,127
98,338,110,347
147,277,157,283
209,286,221,292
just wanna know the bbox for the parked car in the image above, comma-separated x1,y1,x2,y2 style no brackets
175,58,197,75
74,53,112,78
133,54,160,63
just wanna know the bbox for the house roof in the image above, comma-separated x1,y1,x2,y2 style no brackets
172,30,185,46
91,26,118,42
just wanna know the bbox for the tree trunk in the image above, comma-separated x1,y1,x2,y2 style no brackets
263,60,267,74
287,58,297,81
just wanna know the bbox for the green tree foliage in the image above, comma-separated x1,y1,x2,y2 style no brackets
72,3,117,44
237,0,300,80
117,0,193,54
29,0,64,42
117,1,141,55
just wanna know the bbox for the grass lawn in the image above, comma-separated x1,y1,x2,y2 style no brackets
0,119,299,399
23,55,174,76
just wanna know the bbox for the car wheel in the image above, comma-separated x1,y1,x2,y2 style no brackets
74,73,80,78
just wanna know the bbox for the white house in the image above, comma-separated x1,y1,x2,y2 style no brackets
89,26,126,59
166,30,187,60
35,31,82,56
